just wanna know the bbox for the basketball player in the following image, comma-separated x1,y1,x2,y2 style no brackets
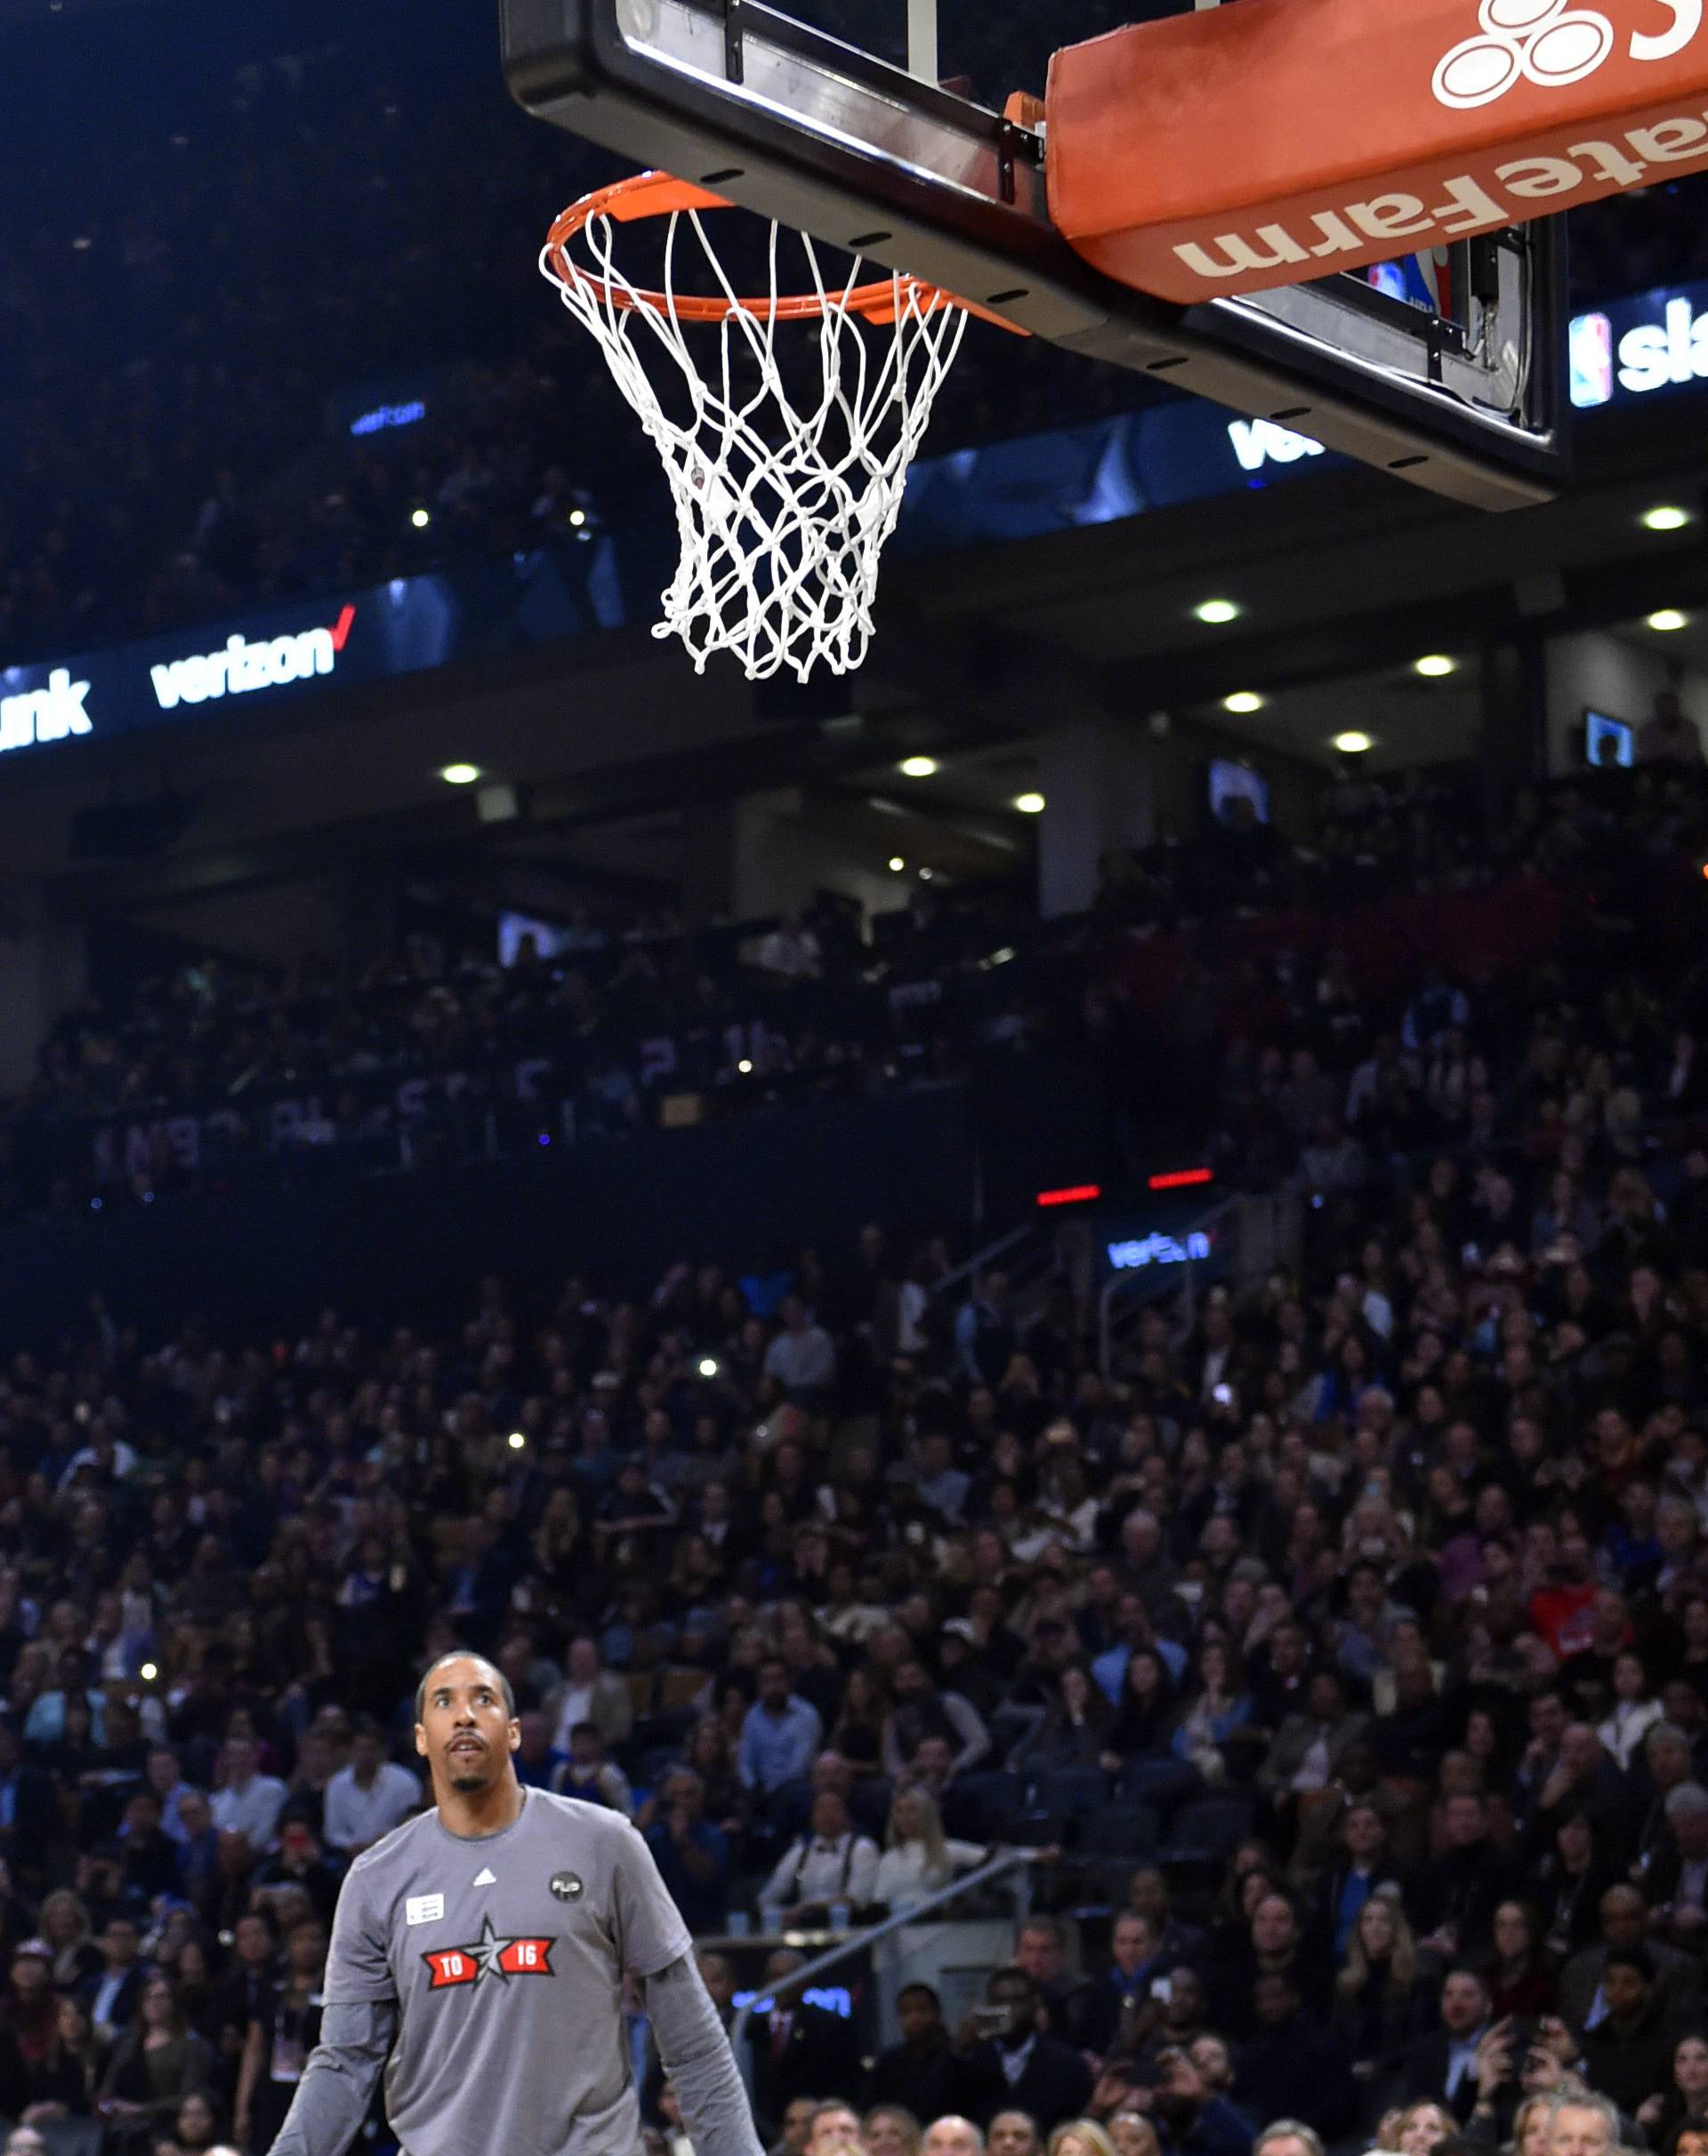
270,1649,762,2156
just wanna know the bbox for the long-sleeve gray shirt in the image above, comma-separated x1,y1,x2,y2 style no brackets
270,1788,761,2156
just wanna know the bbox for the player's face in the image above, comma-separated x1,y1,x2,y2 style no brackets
415,1657,519,1794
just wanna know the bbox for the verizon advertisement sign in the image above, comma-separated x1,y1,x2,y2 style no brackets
0,538,621,760
149,606,354,711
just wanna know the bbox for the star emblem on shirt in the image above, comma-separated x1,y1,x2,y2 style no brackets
468,1917,520,1981
423,1916,556,1991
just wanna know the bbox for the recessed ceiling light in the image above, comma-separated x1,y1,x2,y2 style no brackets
1333,731,1374,755
898,755,939,778
1013,792,1046,815
888,856,906,873
507,1431,527,1451
1414,654,1458,678
411,508,431,528
1643,505,1693,533
1194,599,1242,626
439,763,481,785
1649,609,1689,632
1223,692,1267,715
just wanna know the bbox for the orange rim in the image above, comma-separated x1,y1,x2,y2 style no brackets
543,171,1021,331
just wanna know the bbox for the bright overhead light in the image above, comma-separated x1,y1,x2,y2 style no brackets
1194,599,1242,625
568,508,587,527
898,755,939,777
1013,792,1046,815
1649,608,1689,632
410,508,431,528
888,856,906,873
737,1058,753,1074
1223,691,1268,714
1643,505,1693,533
697,1356,719,1379
139,1661,158,1683
439,763,481,785
1414,654,1458,678
508,1430,527,1451
1333,730,1374,754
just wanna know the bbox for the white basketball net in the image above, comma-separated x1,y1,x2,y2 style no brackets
540,193,970,682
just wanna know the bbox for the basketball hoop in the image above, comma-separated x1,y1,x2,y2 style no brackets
539,173,988,682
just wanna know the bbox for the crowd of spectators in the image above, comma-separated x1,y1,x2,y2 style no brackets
0,0,1704,672
11,728,1708,1220
6,738,1708,2156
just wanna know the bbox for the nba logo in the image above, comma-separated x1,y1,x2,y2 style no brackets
1568,310,1614,407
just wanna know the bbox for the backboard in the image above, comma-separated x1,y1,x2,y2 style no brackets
500,0,1570,510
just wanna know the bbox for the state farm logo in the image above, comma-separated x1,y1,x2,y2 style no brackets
1434,0,1701,109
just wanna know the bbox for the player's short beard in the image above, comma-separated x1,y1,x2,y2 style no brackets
446,1742,491,1794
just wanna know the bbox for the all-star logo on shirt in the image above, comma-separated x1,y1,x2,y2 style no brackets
423,1916,555,1991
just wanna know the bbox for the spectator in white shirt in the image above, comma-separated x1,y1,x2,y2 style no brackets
756,916,822,980
207,1734,287,1854
763,1299,837,1396
321,1717,423,1854
57,1426,138,1492
760,1791,880,1927
873,1788,986,1913
543,1637,635,1758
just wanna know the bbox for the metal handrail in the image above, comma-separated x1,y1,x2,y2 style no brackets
930,1223,1035,1306
728,1848,1035,2055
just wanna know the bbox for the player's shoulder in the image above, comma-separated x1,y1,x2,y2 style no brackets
524,1788,657,1870
524,1786,644,1846
344,1805,438,1883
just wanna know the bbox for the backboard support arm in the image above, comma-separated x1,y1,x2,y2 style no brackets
500,0,1567,509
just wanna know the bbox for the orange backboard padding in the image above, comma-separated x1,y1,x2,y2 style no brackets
1045,0,1708,304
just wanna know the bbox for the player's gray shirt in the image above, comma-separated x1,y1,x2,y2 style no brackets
322,1787,692,2156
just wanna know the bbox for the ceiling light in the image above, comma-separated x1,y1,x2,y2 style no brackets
1194,599,1242,625
140,1662,158,1683
898,756,939,777
411,508,431,528
1223,692,1268,715
1649,609,1689,632
1414,654,1458,678
697,1356,719,1379
1013,792,1046,815
918,866,935,881
1333,731,1374,754
1643,505,1693,533
737,1058,753,1074
507,1431,527,1450
889,856,906,873
568,508,586,527
439,763,481,785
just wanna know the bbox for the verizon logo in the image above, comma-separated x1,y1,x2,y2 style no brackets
150,604,355,712
0,669,93,753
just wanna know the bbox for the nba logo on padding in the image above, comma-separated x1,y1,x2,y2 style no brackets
1434,0,1615,108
